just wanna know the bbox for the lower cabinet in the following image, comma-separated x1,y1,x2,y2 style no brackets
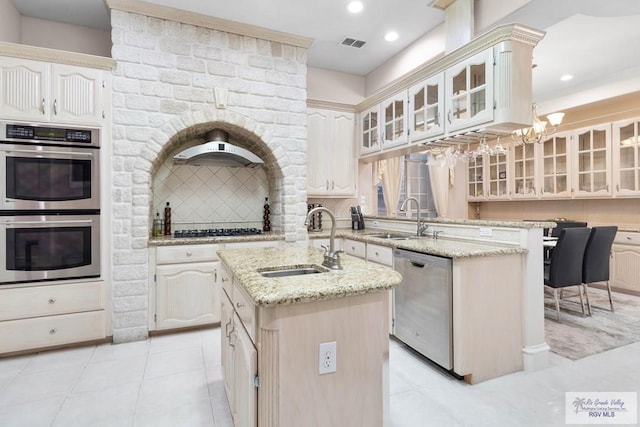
220,270,258,427
610,231,640,294
0,280,107,355
152,244,221,331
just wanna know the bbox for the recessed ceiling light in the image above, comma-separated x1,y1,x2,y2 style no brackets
347,1,363,13
385,31,398,42
560,74,573,82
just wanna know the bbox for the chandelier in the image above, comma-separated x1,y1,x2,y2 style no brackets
512,103,565,145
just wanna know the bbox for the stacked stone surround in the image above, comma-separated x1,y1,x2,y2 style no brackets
110,9,308,342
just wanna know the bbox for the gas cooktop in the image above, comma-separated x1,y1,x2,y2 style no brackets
173,228,263,238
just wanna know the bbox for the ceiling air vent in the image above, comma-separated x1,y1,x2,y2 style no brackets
340,37,366,48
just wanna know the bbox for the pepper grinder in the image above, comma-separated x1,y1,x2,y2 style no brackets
163,202,172,235
263,197,271,232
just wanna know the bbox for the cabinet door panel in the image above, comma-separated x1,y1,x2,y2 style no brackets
409,74,444,142
51,65,104,126
612,118,640,196
0,58,49,121
307,108,331,194
155,262,220,330
221,291,234,413
232,313,257,427
330,111,355,195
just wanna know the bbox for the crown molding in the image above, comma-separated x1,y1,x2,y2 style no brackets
106,0,313,49
306,99,356,112
0,42,115,70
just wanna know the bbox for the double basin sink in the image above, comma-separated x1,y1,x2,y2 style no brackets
258,231,416,278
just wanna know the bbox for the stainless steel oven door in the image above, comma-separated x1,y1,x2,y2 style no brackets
0,144,100,210
0,214,100,284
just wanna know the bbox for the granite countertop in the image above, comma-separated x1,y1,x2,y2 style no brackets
217,246,402,307
365,215,556,229
148,233,285,246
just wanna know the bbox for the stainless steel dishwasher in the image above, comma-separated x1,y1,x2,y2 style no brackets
394,248,453,370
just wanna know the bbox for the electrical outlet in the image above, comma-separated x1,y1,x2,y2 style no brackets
479,227,493,237
318,341,337,374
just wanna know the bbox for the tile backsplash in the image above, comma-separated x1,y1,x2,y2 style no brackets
152,159,269,229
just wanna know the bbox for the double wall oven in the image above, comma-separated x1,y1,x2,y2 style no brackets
0,121,101,284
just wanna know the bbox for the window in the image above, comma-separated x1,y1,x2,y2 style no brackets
377,153,437,217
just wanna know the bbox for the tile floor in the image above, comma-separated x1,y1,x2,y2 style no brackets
1,327,639,426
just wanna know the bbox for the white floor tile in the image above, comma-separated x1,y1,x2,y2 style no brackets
0,366,82,407
22,346,95,374
73,355,147,393
144,346,205,379
91,339,151,364
0,396,64,427
52,382,139,427
149,330,202,354
133,399,215,427
136,369,210,414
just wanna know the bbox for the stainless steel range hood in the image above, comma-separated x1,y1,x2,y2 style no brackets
173,130,264,167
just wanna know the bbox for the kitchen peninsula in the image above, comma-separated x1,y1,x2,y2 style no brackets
217,246,401,427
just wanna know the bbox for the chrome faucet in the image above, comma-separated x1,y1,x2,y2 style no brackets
305,206,343,270
400,197,428,237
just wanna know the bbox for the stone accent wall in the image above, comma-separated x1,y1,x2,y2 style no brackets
110,10,308,343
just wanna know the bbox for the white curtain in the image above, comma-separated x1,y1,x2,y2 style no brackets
377,157,403,217
427,151,453,218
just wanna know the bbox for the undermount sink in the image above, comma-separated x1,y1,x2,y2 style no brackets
258,264,329,278
369,233,418,240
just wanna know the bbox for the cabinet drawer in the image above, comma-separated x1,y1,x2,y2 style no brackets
614,231,640,246
0,281,104,322
156,244,219,264
0,310,106,354
232,282,257,343
367,244,393,267
344,239,366,258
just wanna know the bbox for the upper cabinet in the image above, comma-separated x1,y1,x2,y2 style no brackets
408,74,445,142
0,57,106,126
612,118,640,196
539,132,571,199
307,107,357,197
380,92,408,149
445,49,494,133
571,124,611,198
360,106,380,155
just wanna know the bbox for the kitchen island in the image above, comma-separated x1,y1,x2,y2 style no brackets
217,246,401,427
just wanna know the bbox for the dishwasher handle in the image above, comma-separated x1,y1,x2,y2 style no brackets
410,261,425,268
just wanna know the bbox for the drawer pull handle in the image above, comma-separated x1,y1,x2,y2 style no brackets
236,302,244,309
49,328,57,334
186,252,192,257
48,298,56,304
627,236,632,240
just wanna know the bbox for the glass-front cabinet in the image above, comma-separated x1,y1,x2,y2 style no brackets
380,92,408,149
540,132,571,198
510,142,538,198
467,156,486,200
571,124,611,197
445,49,494,133
408,74,444,142
360,106,380,155
612,118,640,196
486,152,509,199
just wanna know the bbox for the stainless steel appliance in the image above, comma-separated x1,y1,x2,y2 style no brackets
0,121,100,211
0,213,100,284
393,248,453,370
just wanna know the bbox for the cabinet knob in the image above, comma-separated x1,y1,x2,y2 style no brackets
186,252,192,257
236,302,244,309
221,277,228,283
48,298,56,304
49,328,57,334
627,236,632,240
375,251,379,256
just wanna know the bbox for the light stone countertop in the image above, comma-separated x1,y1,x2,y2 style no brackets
217,246,402,307
148,233,284,246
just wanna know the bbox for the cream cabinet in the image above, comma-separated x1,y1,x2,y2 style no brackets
0,56,106,126
0,280,107,355
445,48,494,133
466,152,509,200
380,92,408,150
612,118,640,196
610,231,640,294
359,106,380,155
408,74,445,142
539,132,572,198
571,124,611,197
220,266,258,427
307,108,356,197
152,244,220,331
510,142,538,199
